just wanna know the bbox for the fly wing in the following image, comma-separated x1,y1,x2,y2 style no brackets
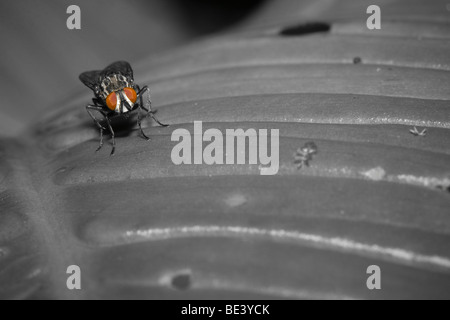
79,70,102,91
102,61,134,79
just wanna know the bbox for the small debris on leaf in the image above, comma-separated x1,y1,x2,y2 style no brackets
294,142,318,169
409,127,427,137
353,57,362,64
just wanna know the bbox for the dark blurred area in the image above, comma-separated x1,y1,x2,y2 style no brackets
170,0,269,34
0,0,267,136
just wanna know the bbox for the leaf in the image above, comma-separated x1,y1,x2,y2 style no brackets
2,0,450,299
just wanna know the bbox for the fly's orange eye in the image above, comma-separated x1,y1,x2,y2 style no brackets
124,87,137,104
105,92,117,111
105,88,136,111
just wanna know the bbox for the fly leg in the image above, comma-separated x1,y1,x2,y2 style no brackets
136,85,169,128
137,104,151,141
104,115,116,156
86,105,107,152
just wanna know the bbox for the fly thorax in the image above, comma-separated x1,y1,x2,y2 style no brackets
99,74,133,100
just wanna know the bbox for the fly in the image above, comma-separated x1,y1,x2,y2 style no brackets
79,61,168,155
